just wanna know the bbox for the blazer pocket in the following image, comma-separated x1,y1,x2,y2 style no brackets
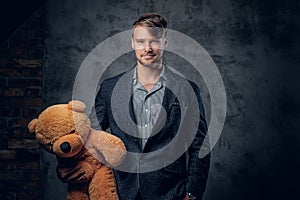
172,100,181,107
170,101,181,114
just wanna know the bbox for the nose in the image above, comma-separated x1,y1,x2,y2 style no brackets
60,142,71,153
144,42,152,52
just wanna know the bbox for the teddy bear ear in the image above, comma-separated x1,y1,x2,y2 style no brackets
67,100,86,113
28,119,38,134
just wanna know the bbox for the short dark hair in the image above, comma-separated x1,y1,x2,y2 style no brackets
132,13,167,38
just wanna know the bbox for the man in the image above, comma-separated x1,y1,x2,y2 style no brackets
59,13,210,200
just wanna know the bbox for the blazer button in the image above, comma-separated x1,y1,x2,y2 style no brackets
134,138,138,142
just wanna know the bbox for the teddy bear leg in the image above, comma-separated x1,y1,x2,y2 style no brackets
89,166,119,200
67,190,89,200
67,183,89,200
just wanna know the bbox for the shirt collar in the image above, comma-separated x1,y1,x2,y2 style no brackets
132,64,167,86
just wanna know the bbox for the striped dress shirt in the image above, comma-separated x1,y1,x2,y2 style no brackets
132,65,166,148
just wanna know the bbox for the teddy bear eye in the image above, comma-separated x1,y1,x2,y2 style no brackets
70,130,76,134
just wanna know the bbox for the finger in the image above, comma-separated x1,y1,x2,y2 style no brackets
59,166,82,181
59,165,81,175
67,171,86,183
60,165,81,173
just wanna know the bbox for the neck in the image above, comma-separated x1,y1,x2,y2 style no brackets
136,62,163,84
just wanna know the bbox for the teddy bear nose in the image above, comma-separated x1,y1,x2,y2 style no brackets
60,142,71,153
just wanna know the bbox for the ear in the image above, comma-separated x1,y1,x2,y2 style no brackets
87,130,126,166
68,100,86,113
131,37,135,50
164,37,168,48
28,119,38,134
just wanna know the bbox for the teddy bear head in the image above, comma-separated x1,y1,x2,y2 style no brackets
28,100,91,158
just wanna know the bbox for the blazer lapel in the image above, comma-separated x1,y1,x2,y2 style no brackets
163,66,183,111
111,67,139,138
151,66,182,137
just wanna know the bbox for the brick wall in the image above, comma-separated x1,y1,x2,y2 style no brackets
0,7,43,200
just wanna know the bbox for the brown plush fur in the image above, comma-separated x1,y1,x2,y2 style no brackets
28,100,126,200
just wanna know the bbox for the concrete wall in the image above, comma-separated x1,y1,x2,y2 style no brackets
44,0,300,199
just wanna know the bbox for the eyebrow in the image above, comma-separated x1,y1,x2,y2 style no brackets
135,38,161,42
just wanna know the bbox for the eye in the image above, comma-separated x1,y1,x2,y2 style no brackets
70,130,76,134
136,40,144,44
151,40,160,44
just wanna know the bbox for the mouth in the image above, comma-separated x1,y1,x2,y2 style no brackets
142,54,155,59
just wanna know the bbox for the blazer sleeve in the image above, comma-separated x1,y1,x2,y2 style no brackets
185,81,211,200
93,82,109,131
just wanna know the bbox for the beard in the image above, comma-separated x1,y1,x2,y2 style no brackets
137,52,164,68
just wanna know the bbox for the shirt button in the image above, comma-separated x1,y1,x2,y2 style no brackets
145,124,148,127
145,109,149,112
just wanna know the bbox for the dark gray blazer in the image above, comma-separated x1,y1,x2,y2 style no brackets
94,66,210,200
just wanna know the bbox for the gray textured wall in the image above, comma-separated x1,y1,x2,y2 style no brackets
43,0,300,199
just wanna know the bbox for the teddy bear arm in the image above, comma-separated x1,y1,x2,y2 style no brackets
67,190,89,200
89,165,119,200
87,130,127,166
88,148,107,163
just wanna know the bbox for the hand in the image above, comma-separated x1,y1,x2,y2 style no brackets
56,164,86,184
183,194,189,200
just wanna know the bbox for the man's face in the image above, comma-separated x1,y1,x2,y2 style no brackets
132,25,167,67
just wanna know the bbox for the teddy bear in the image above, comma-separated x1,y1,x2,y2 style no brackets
28,100,127,200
